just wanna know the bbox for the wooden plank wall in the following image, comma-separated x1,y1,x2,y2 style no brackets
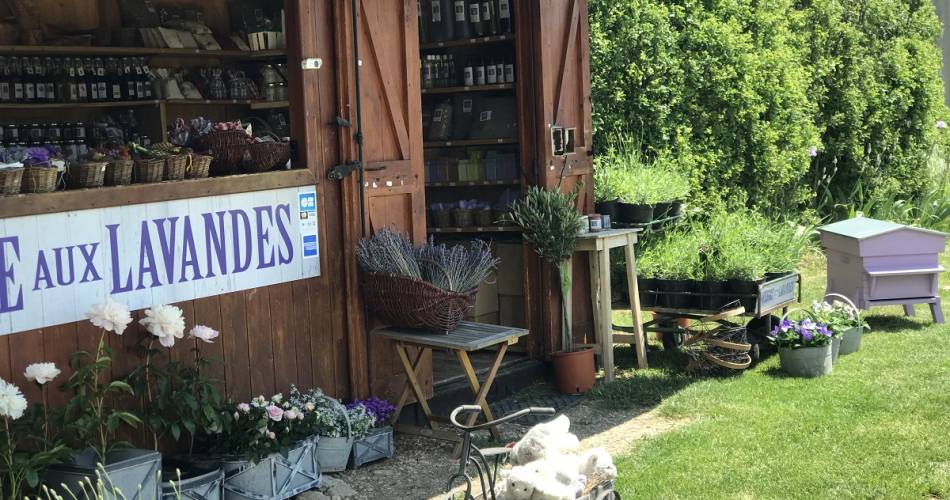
2,0,355,410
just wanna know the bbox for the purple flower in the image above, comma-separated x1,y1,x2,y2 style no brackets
808,146,818,157
800,319,816,331
817,325,832,337
779,319,793,332
347,397,396,425
801,329,814,341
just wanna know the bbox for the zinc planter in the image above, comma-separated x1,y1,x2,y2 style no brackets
778,344,833,377
839,326,863,355
315,436,354,473
349,426,395,468
831,337,841,364
43,448,161,500
162,460,224,500
216,438,321,500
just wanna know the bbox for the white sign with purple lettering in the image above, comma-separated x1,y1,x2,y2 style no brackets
0,186,320,335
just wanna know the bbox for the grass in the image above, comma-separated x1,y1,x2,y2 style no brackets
593,252,950,499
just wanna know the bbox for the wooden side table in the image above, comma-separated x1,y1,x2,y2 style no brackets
576,228,647,380
373,322,529,446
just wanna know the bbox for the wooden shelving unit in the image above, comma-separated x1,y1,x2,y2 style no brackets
422,83,515,95
427,226,520,234
424,138,518,148
426,179,520,188
0,45,286,59
0,100,161,110
420,34,516,50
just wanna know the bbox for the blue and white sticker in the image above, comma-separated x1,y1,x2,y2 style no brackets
298,189,319,259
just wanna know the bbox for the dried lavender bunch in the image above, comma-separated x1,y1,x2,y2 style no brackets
356,229,422,279
416,238,499,293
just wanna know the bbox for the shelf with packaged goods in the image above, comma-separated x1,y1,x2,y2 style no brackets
422,83,515,95
420,34,515,50
425,179,520,188
0,99,290,110
0,45,286,59
424,138,517,148
427,226,521,234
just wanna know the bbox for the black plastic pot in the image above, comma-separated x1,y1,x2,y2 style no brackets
595,199,621,221
727,278,762,313
653,202,672,220
638,278,658,308
660,278,693,308
699,280,727,310
619,203,654,224
765,271,793,281
669,200,684,218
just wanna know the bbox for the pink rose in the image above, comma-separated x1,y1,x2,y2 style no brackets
266,431,276,440
266,405,283,421
237,403,251,412
283,409,298,421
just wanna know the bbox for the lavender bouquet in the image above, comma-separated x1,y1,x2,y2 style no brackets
768,318,833,349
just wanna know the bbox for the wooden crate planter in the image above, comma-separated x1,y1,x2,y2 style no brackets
215,438,321,500
43,448,161,500
348,426,394,468
819,217,947,324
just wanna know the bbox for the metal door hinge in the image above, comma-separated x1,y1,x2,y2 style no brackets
301,58,323,70
328,161,361,180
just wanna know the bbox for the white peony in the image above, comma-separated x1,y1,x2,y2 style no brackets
0,378,27,420
24,362,60,385
139,305,186,348
188,325,219,344
85,298,133,335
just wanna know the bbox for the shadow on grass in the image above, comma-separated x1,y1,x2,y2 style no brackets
588,345,697,410
866,315,931,333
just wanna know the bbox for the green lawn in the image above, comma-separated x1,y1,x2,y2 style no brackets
595,253,950,499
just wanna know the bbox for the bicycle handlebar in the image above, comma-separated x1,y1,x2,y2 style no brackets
449,405,556,431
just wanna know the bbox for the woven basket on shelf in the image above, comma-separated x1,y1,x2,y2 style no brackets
432,209,452,228
67,162,107,189
243,141,291,173
0,167,23,196
21,165,57,193
133,158,165,184
105,159,134,186
199,130,253,176
475,208,494,227
164,154,190,181
362,272,477,333
452,208,474,228
187,154,212,179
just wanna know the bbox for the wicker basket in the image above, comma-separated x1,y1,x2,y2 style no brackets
134,158,165,184
105,159,134,186
475,208,494,227
362,272,477,333
188,155,212,179
243,141,291,173
22,165,57,193
200,130,254,176
452,208,474,228
164,154,190,181
0,167,23,196
67,162,107,189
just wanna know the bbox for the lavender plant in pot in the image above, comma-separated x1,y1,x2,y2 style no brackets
346,397,396,468
768,313,835,377
506,185,591,394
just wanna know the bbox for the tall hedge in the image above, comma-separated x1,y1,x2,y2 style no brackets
589,0,946,214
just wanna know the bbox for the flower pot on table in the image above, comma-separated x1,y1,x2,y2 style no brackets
212,438,321,500
618,203,653,224
838,326,863,355
552,349,596,395
43,448,162,500
778,344,833,377
349,426,394,468
161,459,224,500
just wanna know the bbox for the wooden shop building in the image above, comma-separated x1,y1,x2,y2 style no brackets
0,0,595,408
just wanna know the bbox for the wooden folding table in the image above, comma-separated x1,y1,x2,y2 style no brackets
374,321,529,446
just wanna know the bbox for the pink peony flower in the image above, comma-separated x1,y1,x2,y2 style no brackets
237,403,251,412
188,325,219,344
266,405,283,421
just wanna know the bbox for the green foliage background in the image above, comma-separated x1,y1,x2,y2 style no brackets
589,0,947,215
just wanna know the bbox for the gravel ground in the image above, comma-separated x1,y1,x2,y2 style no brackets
332,388,687,500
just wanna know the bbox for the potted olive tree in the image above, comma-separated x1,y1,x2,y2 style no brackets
768,314,835,377
506,186,591,394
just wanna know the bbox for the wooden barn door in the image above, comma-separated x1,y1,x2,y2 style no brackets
334,0,428,401
526,0,595,354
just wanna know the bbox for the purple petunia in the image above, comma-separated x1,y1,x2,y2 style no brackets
817,325,832,337
347,397,396,425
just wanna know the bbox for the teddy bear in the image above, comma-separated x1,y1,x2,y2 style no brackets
510,415,580,466
577,448,617,479
499,463,578,500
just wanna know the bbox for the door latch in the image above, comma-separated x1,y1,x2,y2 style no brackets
328,161,361,180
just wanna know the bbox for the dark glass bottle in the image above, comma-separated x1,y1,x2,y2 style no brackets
480,1,498,36
107,58,122,101
83,58,98,101
94,58,107,102
418,0,429,44
474,58,486,85
486,56,497,84
504,56,515,83
452,0,470,40
23,57,36,102
75,59,89,102
428,0,455,43
469,0,483,37
11,57,24,103
140,58,153,99
498,0,512,34
0,57,10,104
463,58,474,86
55,58,70,102
43,57,56,102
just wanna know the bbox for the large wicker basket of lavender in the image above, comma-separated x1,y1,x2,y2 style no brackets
357,230,498,333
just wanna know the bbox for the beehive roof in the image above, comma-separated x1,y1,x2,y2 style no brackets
819,217,947,240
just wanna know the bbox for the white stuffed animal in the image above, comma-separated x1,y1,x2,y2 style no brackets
510,415,580,466
500,463,578,500
500,465,543,500
577,448,617,479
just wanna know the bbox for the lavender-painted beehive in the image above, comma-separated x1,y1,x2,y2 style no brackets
819,217,947,323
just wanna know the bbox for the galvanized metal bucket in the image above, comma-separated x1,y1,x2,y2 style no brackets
831,337,841,364
314,396,353,473
217,437,321,500
838,326,863,355
161,461,225,500
348,426,394,469
43,448,162,500
778,345,833,377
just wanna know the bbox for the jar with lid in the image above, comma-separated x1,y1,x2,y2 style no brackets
26,123,45,145
46,123,62,142
3,124,19,144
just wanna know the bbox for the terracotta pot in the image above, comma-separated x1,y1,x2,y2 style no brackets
552,349,595,395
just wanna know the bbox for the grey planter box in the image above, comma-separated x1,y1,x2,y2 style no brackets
43,448,161,500
778,345,833,378
348,427,394,468
819,217,947,323
162,461,225,500
314,436,353,473
216,438,321,500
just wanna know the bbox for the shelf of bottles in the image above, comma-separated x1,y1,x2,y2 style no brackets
0,55,158,105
